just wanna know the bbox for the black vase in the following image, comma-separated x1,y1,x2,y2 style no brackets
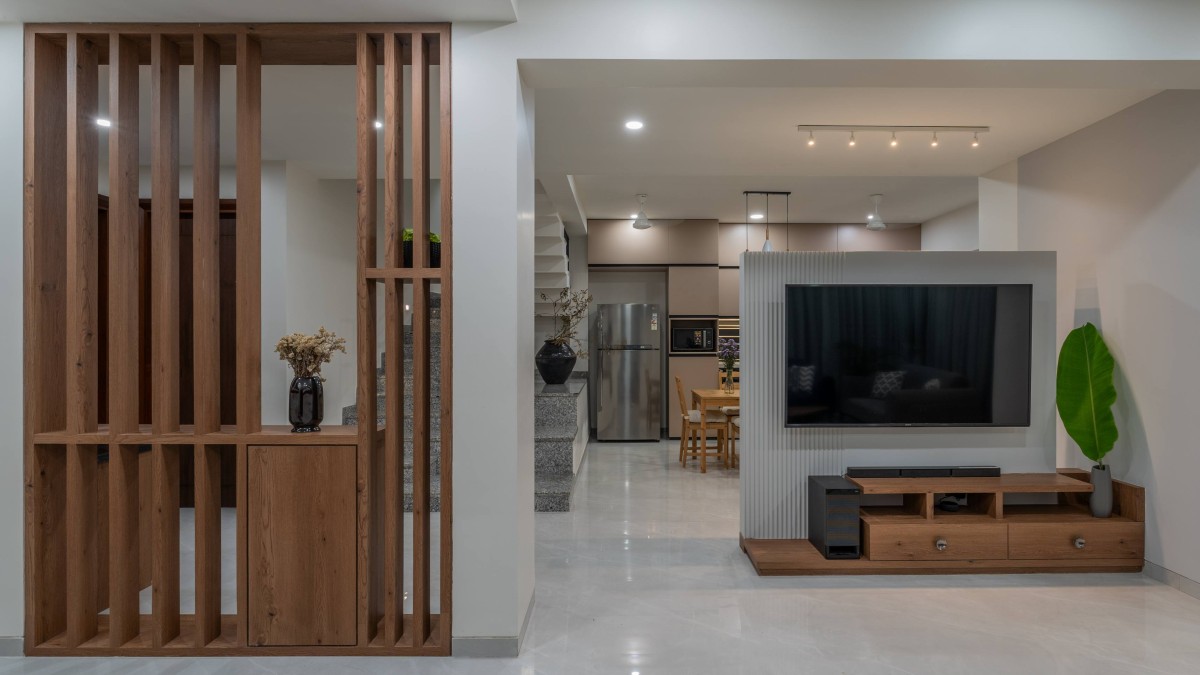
288,375,324,433
403,240,442,268
535,340,577,385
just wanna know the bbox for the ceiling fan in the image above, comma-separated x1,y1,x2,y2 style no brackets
866,194,886,231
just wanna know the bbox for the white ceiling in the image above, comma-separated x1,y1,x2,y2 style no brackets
535,84,1158,231
0,0,517,22
573,175,978,225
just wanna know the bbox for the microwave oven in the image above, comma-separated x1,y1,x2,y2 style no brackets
670,319,717,353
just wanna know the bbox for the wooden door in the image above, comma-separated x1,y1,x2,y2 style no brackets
247,445,358,647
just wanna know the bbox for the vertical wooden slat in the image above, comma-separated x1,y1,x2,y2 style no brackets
355,32,382,646
236,35,262,434
24,31,69,648
192,35,221,434
106,34,141,648
409,32,433,645
65,444,98,646
194,444,222,646
381,31,406,645
151,444,180,647
436,27,454,652
150,35,181,434
65,33,99,435
236,441,249,646
411,34,430,271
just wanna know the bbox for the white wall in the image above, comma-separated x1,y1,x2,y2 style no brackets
1017,90,1200,586
979,162,1019,251
0,22,25,641
921,202,979,251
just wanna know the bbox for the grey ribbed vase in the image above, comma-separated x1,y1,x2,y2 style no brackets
1090,465,1113,518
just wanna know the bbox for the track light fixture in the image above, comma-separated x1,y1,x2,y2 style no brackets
632,194,651,230
795,125,988,150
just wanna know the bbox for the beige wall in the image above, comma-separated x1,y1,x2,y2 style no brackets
1017,90,1200,586
922,202,980,251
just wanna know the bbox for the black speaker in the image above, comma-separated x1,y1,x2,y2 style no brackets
808,475,861,559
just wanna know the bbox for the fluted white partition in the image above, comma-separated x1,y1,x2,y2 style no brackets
740,252,846,539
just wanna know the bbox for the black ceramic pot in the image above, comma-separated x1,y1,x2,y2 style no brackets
289,375,324,433
403,240,442,268
535,340,577,384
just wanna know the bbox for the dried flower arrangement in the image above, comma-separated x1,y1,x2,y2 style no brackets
540,288,593,354
718,338,740,370
274,327,347,379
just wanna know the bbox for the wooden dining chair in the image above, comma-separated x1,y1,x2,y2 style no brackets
675,376,728,472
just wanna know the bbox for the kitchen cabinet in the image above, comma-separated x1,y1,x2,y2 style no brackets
718,267,740,317
717,223,767,266
786,224,839,251
668,266,719,316
587,218,669,265
248,445,358,647
836,224,921,251
667,219,720,264
668,355,721,439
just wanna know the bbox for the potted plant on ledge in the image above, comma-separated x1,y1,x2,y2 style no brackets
536,288,592,384
1055,322,1119,517
402,228,441,268
275,327,347,433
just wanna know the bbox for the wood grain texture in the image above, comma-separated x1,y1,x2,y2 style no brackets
248,445,358,646
411,279,431,645
864,521,1009,561
383,279,405,644
192,34,221,434
383,33,403,269
436,27,453,653
66,33,100,434
410,34,429,269
107,445,141,646
150,35,181,433
236,35,262,434
849,473,1094,495
193,445,223,646
1008,521,1144,560
24,32,69,649
65,444,98,646
354,31,383,647
151,444,181,646
235,442,248,646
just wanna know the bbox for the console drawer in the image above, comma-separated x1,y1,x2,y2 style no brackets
864,522,1008,561
1008,521,1144,560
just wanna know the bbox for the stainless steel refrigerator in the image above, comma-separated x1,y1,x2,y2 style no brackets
593,303,662,441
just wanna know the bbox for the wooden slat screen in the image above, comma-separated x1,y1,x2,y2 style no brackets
24,23,452,657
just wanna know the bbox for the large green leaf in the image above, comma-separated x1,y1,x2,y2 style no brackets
1056,323,1119,466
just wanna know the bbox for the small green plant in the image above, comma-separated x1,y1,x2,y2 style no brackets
402,228,441,244
1055,323,1119,467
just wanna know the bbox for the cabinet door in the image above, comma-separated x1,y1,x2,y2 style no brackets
836,224,921,251
718,267,740,317
668,266,719,316
587,219,669,265
248,445,357,646
786,224,838,251
666,219,719,264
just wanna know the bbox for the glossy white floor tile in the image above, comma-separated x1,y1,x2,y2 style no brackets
5,441,1200,674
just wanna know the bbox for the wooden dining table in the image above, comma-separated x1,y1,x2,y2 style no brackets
691,388,740,472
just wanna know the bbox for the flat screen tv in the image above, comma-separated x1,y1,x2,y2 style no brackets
784,284,1032,427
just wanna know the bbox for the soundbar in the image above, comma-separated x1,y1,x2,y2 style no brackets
845,466,1001,478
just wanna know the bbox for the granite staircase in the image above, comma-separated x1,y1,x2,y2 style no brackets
341,295,443,512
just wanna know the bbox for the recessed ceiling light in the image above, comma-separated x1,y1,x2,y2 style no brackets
374,120,383,129
624,120,644,130
749,213,765,220
95,118,111,128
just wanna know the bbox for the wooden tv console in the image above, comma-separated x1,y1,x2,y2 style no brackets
741,469,1145,576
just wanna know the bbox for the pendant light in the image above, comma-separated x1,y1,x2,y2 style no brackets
745,191,790,251
866,194,886,231
632,194,651,230
763,193,773,251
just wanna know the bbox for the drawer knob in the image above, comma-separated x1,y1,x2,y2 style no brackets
1074,537,1086,550
935,538,948,551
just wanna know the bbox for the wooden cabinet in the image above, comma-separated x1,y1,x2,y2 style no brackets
667,219,719,264
248,445,358,647
718,267,740,317
1008,521,1143,560
668,266,718,316
836,224,921,251
587,219,669,265
786,224,838,251
864,521,1009,561
668,356,719,438
717,223,767,266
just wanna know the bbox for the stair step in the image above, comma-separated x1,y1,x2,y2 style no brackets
534,474,576,513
